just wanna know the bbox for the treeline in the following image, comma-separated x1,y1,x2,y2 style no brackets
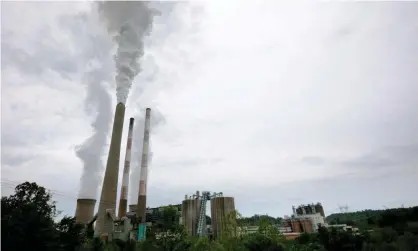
326,206,418,231
237,214,284,225
2,181,418,251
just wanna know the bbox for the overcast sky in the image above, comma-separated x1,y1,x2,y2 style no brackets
1,1,418,218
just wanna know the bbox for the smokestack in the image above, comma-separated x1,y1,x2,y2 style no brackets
118,118,135,218
95,103,126,236
136,108,151,223
75,199,96,224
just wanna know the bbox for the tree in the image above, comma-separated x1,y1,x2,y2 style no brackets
1,182,59,251
1,182,84,251
55,216,85,251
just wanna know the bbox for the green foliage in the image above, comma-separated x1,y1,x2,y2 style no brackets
326,206,418,230
1,182,84,251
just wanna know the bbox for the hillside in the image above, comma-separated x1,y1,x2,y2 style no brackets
326,206,418,230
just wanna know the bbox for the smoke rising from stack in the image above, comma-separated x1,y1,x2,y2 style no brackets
97,1,159,105
93,1,158,236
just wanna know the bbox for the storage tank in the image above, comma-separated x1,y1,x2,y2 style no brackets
210,197,236,239
181,198,201,236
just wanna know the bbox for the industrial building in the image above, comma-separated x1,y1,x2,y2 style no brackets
283,203,326,233
74,107,153,241
182,191,236,239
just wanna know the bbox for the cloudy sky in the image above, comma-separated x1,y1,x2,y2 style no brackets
2,1,418,218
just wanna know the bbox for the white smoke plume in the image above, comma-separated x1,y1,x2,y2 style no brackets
76,61,112,199
76,7,114,199
97,1,159,104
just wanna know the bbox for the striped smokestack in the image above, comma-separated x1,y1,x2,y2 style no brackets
118,117,135,218
136,108,151,223
95,103,126,236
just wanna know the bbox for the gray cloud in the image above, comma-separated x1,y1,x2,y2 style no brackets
301,156,326,166
1,2,417,218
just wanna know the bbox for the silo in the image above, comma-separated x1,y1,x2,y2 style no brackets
181,197,201,236
314,203,325,217
210,197,236,239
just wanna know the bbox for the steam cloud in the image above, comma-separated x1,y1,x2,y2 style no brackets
97,1,158,104
76,61,112,199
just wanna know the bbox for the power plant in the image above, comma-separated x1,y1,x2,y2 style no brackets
74,106,156,240
74,106,238,241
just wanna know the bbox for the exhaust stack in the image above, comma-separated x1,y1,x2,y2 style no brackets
95,103,126,236
118,118,135,218
75,199,96,224
136,108,151,223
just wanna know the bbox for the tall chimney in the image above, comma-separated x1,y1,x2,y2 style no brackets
136,108,151,223
75,199,96,224
95,103,126,236
118,118,135,218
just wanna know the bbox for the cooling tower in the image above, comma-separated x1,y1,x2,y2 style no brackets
95,103,126,236
75,199,96,224
211,197,236,239
136,108,151,223
181,198,201,236
118,117,135,218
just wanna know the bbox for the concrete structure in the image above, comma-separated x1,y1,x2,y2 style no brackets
95,103,126,237
136,108,151,223
294,203,325,218
315,203,326,217
181,197,201,236
118,117,135,218
129,204,137,213
295,213,325,231
283,218,314,233
113,217,134,242
211,197,236,239
75,199,96,224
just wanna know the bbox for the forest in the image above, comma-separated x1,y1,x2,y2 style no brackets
2,181,418,251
